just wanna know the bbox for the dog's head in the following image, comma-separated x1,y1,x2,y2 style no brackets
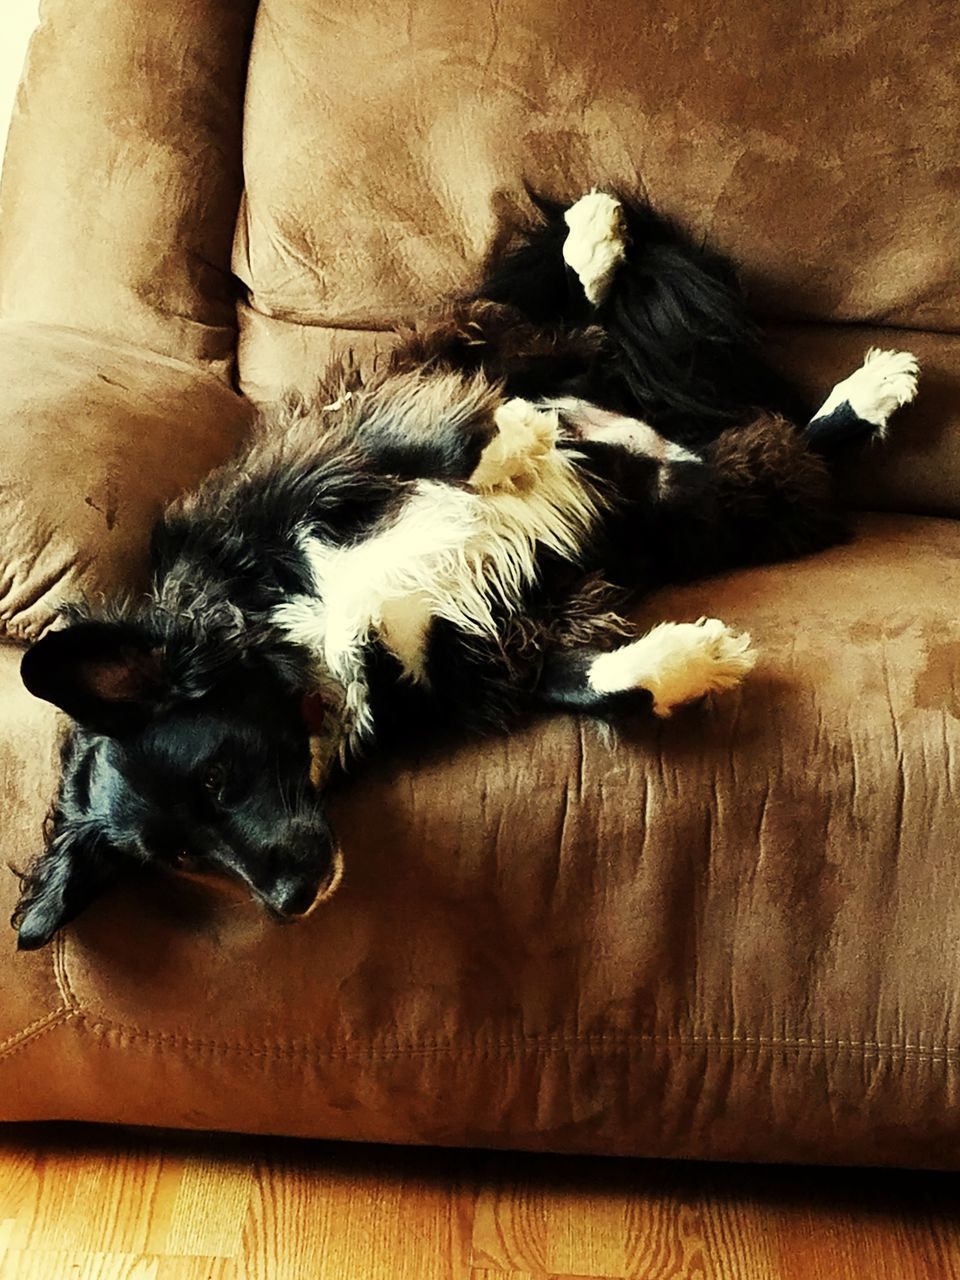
12,610,343,950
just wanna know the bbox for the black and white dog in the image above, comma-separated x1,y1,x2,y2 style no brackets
12,191,918,949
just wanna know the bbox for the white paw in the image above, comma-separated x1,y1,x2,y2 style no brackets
813,348,919,436
589,617,757,718
562,190,627,306
470,398,558,492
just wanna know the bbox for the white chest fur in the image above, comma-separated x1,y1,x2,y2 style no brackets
272,448,601,741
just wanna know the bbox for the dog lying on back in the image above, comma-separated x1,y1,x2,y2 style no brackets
12,191,919,949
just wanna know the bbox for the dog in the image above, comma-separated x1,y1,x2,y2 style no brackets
11,191,919,950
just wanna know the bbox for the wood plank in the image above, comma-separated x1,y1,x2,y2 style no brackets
0,1252,158,1280
162,1151,253,1259
8,1133,165,1255
470,1167,547,1272
470,1272,626,1280
240,1143,335,1279
769,1179,960,1280
543,1179,630,1278
694,1181,779,1280
0,1217,16,1265
622,1187,715,1280
155,1258,236,1280
242,1139,475,1280
0,1140,35,1220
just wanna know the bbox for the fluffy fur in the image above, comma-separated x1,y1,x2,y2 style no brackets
11,191,919,949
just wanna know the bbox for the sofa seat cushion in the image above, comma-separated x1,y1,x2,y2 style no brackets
3,513,960,1168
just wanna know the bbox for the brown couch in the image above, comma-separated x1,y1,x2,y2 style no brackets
2,0,960,1169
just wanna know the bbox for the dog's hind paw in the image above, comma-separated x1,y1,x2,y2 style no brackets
858,348,919,427
470,398,559,493
589,617,758,718
562,190,628,306
811,348,920,441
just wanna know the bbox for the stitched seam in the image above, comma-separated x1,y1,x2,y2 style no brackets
0,927,78,1060
73,1017,960,1066
53,931,80,1013
0,1008,72,1062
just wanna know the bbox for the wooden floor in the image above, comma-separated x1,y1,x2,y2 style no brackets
1,1126,959,1279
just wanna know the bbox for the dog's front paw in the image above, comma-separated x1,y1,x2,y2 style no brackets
562,190,628,306
589,617,758,718
470,398,559,493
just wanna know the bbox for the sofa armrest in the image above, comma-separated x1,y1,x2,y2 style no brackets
0,0,258,378
0,319,253,643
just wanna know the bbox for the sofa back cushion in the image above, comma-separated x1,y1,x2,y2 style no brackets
235,0,960,333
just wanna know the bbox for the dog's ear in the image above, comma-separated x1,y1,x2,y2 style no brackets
11,826,126,951
21,621,166,736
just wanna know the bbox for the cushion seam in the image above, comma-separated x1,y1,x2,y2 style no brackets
0,930,77,1060
239,307,960,342
0,1008,73,1062
72,1015,960,1065
53,929,81,1013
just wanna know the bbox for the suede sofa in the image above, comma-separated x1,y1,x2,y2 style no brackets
2,0,960,1169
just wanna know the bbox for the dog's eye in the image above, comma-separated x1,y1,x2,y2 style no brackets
203,764,227,797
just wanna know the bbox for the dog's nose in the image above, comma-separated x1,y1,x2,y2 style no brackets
264,850,344,920
269,877,322,918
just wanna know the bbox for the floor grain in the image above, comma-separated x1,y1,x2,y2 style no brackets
1,1126,959,1279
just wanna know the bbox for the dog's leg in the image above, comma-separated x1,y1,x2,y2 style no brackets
804,348,919,454
468,397,559,492
562,190,629,306
676,413,845,574
389,298,607,402
356,366,562,493
390,300,546,374
538,618,757,718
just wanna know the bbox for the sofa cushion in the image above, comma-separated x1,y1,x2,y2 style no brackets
4,514,960,1169
0,0,258,377
235,0,960,332
0,320,254,643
